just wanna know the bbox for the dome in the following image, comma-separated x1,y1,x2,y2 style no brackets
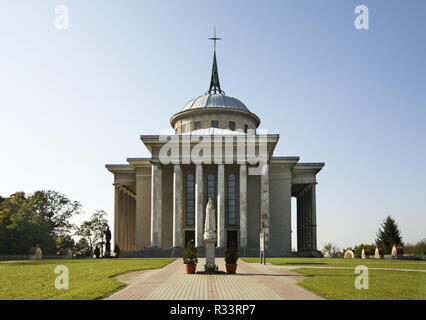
182,94,251,113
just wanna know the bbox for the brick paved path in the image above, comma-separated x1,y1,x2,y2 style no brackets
105,258,323,300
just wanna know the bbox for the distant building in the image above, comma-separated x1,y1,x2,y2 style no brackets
375,247,384,259
391,245,404,259
344,249,355,259
361,248,371,259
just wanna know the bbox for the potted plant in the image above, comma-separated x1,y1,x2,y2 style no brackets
114,244,121,258
225,242,238,274
183,241,198,274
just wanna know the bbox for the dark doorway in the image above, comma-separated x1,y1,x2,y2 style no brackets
184,230,195,247
227,230,238,248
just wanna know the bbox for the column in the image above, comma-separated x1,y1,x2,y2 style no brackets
119,190,124,250
157,165,163,248
239,164,248,248
302,190,307,251
260,163,270,249
114,186,119,249
310,183,317,251
306,185,312,251
300,191,305,252
135,167,151,251
297,195,302,252
217,164,225,248
195,164,204,247
173,164,182,248
126,194,131,251
151,163,159,248
123,193,128,252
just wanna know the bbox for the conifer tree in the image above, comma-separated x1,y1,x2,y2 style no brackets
375,216,403,254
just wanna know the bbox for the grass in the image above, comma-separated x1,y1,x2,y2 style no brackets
296,268,426,300
242,257,426,270
242,257,426,299
0,258,175,300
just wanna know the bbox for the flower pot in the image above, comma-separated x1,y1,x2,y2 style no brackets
186,264,197,274
226,264,237,274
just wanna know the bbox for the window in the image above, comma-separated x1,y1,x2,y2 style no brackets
207,173,215,202
195,121,201,130
229,121,236,131
228,174,236,226
186,174,195,226
244,124,249,134
211,120,219,128
181,123,188,133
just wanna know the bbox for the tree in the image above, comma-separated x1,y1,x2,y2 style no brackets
28,190,81,237
375,216,403,254
74,237,91,257
56,234,75,255
321,242,342,258
0,191,81,255
75,210,109,257
404,239,426,256
353,243,376,258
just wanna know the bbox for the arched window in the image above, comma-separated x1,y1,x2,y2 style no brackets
207,173,215,202
228,174,236,225
186,174,195,226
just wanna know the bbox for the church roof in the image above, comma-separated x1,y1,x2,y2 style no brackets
180,29,252,114
182,94,251,112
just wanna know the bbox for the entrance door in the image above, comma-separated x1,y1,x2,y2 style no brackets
184,230,195,247
227,230,238,248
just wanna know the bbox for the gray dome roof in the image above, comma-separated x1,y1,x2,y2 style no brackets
182,94,251,113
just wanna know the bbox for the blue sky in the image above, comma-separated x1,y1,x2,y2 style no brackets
0,0,425,250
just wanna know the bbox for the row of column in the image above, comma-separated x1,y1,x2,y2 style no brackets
297,183,317,252
114,187,136,252
149,163,269,249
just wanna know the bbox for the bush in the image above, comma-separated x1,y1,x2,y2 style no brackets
183,241,198,264
225,242,238,264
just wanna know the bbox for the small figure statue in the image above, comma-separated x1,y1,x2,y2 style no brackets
105,227,112,257
203,198,217,241
35,244,43,260
94,246,100,258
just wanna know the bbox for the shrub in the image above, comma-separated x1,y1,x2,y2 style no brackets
225,242,238,264
183,241,198,264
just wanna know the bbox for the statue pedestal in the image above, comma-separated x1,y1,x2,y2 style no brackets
204,239,216,266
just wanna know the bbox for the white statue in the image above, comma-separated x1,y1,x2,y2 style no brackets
35,245,43,260
203,198,217,241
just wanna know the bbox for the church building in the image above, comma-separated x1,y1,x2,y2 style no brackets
106,35,324,257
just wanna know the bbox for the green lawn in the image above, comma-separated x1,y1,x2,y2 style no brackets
242,258,426,299
296,268,426,300
242,257,426,270
0,258,175,300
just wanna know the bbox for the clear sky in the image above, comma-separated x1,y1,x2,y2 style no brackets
0,0,425,250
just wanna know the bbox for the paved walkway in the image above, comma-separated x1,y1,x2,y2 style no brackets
105,258,324,300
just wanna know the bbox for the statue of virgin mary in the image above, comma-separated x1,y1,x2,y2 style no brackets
203,198,217,241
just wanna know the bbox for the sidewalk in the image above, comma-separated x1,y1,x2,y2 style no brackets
105,258,323,300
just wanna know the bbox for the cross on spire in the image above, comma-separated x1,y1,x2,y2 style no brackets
208,26,221,53
207,27,224,95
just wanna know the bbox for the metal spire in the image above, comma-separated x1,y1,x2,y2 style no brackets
208,27,224,94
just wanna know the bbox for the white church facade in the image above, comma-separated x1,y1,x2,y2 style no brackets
106,37,324,257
